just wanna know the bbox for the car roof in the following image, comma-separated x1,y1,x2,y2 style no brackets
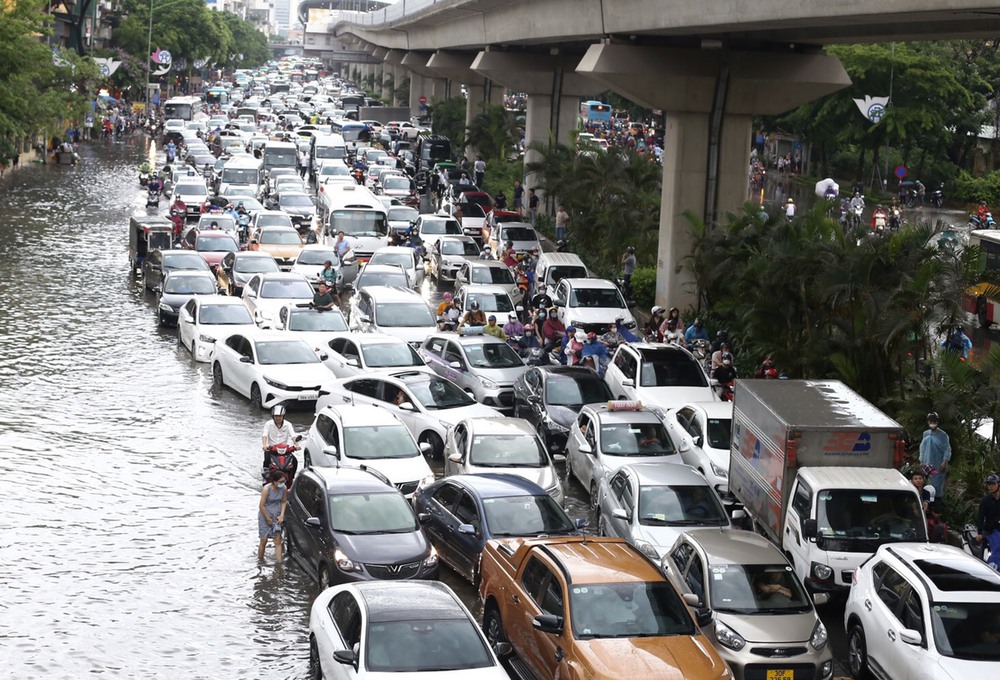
355,580,469,623
373,246,418,255
353,333,408,346
164,269,214,278
197,295,247,306
621,462,714,486
468,259,507,269
258,224,299,233
439,235,477,243
499,222,536,231
882,543,1000,597
361,264,406,274
446,473,549,498
561,277,616,290
681,529,785,565
196,230,236,238
300,244,337,252
462,284,511,295
444,333,511,347
675,401,734,418
522,537,663,584
465,416,535,437
234,250,276,258
797,467,909,489
362,286,424,302
584,403,662,424
307,465,395,494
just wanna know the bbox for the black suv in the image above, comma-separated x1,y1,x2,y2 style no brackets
285,466,438,589
512,366,613,453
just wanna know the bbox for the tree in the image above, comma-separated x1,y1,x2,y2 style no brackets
464,104,518,162
428,97,465,148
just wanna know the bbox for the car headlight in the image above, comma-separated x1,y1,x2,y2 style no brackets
714,621,746,651
158,303,174,313
710,461,728,478
819,660,833,678
438,419,452,430
811,562,833,581
633,539,659,560
198,334,216,344
542,414,569,433
810,620,829,650
335,548,359,572
423,546,438,568
480,377,498,389
420,473,435,487
263,376,288,389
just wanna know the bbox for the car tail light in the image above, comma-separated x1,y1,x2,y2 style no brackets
893,439,905,468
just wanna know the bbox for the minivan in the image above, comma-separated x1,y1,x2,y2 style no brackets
535,252,590,298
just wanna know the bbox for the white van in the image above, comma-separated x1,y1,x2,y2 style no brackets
217,155,263,196
310,133,347,177
534,252,590,298
320,184,388,262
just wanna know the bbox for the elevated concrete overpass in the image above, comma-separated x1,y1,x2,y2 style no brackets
328,0,1000,306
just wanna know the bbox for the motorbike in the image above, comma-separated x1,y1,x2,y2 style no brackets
146,188,161,208
870,210,887,236
138,171,150,187
520,346,548,366
713,379,735,401
262,442,299,486
931,186,944,208
969,212,997,229
688,339,710,366
437,314,458,332
888,206,902,232
237,213,251,244
848,201,864,231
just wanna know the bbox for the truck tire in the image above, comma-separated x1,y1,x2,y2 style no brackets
483,606,507,652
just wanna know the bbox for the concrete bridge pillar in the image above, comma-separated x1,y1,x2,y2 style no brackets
408,72,425,118
576,44,850,309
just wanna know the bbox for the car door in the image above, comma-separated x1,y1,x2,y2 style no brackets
442,341,468,388
449,490,483,579
511,556,568,680
456,262,470,288
419,336,448,376
308,413,340,467
318,590,361,680
670,406,701,467
569,412,598,490
231,335,257,396
242,275,262,319
664,541,695,592
341,377,381,406
554,280,571,325
422,481,463,570
869,564,922,680
444,422,469,477
178,298,198,348
216,334,243,386
602,469,634,540
606,346,638,400
291,476,324,573
784,478,813,580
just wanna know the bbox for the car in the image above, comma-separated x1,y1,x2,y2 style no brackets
511,365,613,453
413,474,582,583
315,369,502,457
393,120,426,140
290,243,353,292
215,250,279,297
240,271,315,328
413,213,463,253
489,222,542,256
142,248,212,292
664,529,834,680
249,225,304,270
428,235,480,282
194,213,238,240
844,542,1000,680
350,263,412,291
455,260,523,306
366,246,425,289
566,401,681,504
419,333,527,410
210,331,334,409
177,295,257,362
285,466,437,589
322,333,427,378
386,204,419,236
455,284,520,317
445,199,489,241
181,229,240,268
249,209,294,233
552,277,637,335
604,342,716,411
302,404,434,495
346,286,437,345
308,581,509,680
270,303,349,348
171,180,209,217
663,401,734,499
597,463,730,559
444,417,563,503
376,174,418,207
315,161,351,184
156,270,220,326
273,190,316,228
482,208,523,243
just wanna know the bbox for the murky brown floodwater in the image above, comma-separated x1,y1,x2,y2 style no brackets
0,137,594,678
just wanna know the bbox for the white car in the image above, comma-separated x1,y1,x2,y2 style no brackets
552,277,636,334
309,581,509,680
663,401,733,496
241,271,315,328
290,243,350,291
303,404,434,497
455,260,523,306
413,213,463,254
444,416,562,503
604,342,716,411
210,331,335,409
489,222,542,256
316,369,501,457
429,236,480,282
347,286,437,346
845,542,1000,680
270,303,350,349
323,333,427,378
177,295,256,362
367,245,425,289
455,284,520,318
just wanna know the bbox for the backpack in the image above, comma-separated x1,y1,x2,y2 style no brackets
948,332,965,352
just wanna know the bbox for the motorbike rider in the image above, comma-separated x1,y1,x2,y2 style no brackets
871,204,888,231
479,245,493,260
581,332,610,374
662,319,686,346
317,260,337,288
566,329,586,366
645,306,666,341
712,352,737,387
942,325,973,360
484,315,507,340
503,312,524,338
517,323,543,353
541,308,565,352
849,191,865,225
711,342,731,371
684,318,709,344
459,300,487,331
530,289,553,313
261,405,298,469
976,474,1000,571
659,307,685,338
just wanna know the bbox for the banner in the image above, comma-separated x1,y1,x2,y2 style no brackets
853,95,890,124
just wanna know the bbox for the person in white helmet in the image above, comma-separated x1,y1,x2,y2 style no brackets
261,405,297,468
785,197,796,219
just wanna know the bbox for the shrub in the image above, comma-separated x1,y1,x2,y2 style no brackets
630,267,657,310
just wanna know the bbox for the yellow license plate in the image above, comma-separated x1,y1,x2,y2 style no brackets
766,671,793,680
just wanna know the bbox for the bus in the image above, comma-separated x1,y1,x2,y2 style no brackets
330,120,371,152
205,87,230,107
261,140,298,175
580,100,612,126
320,184,388,262
966,229,1000,327
163,96,200,121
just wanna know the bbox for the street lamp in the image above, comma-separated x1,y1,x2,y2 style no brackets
144,0,186,113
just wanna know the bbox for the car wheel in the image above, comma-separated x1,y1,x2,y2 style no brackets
250,383,263,409
595,507,604,536
304,450,313,468
318,564,331,591
212,362,224,388
419,432,443,459
308,636,323,680
483,606,507,652
847,624,872,680
590,482,599,510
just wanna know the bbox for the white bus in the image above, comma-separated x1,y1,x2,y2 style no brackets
261,140,298,175
330,120,371,153
217,155,263,195
163,96,200,121
310,133,347,177
321,184,388,262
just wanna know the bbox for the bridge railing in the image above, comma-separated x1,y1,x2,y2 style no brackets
345,0,440,27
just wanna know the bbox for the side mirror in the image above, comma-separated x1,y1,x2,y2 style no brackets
695,608,714,628
418,441,432,454
457,523,476,535
448,452,463,463
448,360,463,369
515,305,524,312
694,435,704,448
553,298,565,307
322,445,339,459
574,517,589,530
622,378,634,388
900,628,923,646
730,509,747,521
239,355,253,363
417,512,432,525
812,592,830,607
319,353,329,361
333,649,357,666
357,313,370,324
397,401,416,412
611,508,628,520
494,641,513,658
532,614,564,635
305,516,321,528
683,593,702,607
802,518,818,539
578,442,593,455
552,453,566,462
347,358,360,367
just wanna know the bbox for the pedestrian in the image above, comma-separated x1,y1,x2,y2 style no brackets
297,148,308,178
977,474,1000,570
257,470,287,562
785,198,795,219
513,180,524,215
555,203,569,241
911,468,947,542
474,155,486,187
621,245,636,300
919,411,951,500
528,188,539,225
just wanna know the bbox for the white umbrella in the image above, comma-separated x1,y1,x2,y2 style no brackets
815,178,839,198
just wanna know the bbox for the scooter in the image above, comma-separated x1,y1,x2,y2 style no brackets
931,186,944,208
888,207,902,232
688,339,710,365
262,442,299,486
139,171,150,187
520,346,548,366
146,188,161,208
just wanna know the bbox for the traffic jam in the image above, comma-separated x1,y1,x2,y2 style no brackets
133,59,1000,680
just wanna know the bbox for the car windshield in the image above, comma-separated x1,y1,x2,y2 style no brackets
201,217,236,231
930,602,1000,661
407,378,475,410
463,194,491,209
420,219,462,235
388,206,418,223
358,271,409,289
259,230,302,245
327,492,416,533
569,286,625,309
442,240,479,256
198,304,253,325
257,214,293,229
260,279,314,298
483,494,575,536
471,266,514,285
369,252,414,269
254,340,320,365
374,302,434,327
196,236,238,252
707,564,812,614
163,254,209,270
232,197,263,211
319,163,348,174
175,184,206,197
570,581,696,639
544,374,612,407
383,177,410,191
639,353,709,388
468,293,512,313
469,434,546,467
707,417,732,449
638,484,727,527
598,423,676,456
234,256,279,274
288,309,347,332
361,342,423,368
163,275,216,294
502,226,536,241
343,425,419,459
815,489,927,546
547,265,587,284
464,342,523,368
281,194,313,207
221,168,259,184
297,249,339,266
460,202,486,218
332,210,388,238
365,618,493,673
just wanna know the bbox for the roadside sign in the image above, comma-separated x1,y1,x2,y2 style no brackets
418,95,427,104
895,165,907,180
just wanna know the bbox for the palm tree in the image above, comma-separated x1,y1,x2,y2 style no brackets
464,105,519,162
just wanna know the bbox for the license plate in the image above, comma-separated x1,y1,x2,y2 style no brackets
766,671,793,680
297,391,319,401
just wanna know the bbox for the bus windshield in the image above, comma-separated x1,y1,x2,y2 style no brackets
331,210,388,238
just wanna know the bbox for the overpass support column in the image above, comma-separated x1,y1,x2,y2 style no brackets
408,72,425,118
576,44,850,309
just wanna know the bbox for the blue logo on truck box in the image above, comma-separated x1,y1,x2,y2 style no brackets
822,432,871,456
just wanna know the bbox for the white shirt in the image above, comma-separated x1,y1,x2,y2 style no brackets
785,203,796,217
262,420,296,448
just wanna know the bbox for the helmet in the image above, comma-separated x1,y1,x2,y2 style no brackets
987,474,1000,484
443,292,453,301
626,245,635,253
927,412,939,421
694,318,702,326
587,331,597,340
716,330,728,340
483,245,492,252
524,324,534,331
764,368,779,379
272,405,286,418
470,301,480,310
787,198,794,204
651,305,665,316
575,330,587,343
722,353,733,365
488,315,497,322
508,312,517,320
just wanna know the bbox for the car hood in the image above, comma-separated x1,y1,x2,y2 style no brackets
283,205,314,216
636,386,716,409
603,452,684,477
713,611,817,646
257,244,303,259
467,463,556,490
377,325,438,344
469,366,525,384
160,291,213,309
336,529,428,564
342,454,430,485
198,251,229,266
291,263,336,279
575,635,728,680
633,524,684,554
507,239,540,251
565,307,635,325
253,297,313,320
258,363,331,388
930,657,999,678
364,666,506,680
435,403,503,427
198,322,257,341
280,330,349,350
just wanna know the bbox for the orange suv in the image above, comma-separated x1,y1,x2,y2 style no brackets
479,536,733,680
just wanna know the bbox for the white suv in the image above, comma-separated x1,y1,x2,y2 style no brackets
844,542,1000,680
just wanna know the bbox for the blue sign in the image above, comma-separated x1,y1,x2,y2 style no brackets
895,165,908,180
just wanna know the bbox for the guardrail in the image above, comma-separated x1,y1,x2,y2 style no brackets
334,0,450,28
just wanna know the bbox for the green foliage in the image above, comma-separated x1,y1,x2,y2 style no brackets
428,97,465,150
480,158,523,198
952,169,1000,206
465,104,519,162
630,267,657,310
